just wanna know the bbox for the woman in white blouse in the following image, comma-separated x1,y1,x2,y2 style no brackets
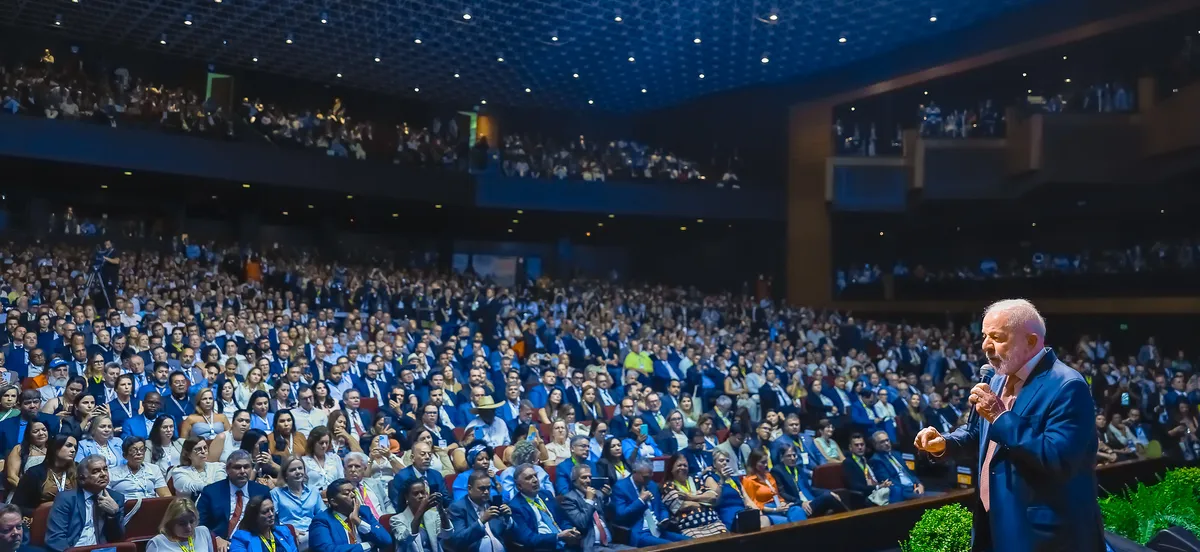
146,497,215,552
109,436,170,499
235,365,269,409
544,421,571,465
300,426,342,496
75,415,124,468
170,437,226,499
149,416,182,474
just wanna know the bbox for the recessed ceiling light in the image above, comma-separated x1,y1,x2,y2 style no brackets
392,213,399,217
414,38,423,44
414,87,420,92
1064,78,1071,83
1027,89,1032,93
641,88,647,93
462,10,472,20
281,211,289,216
184,14,192,25
497,56,504,62
454,73,460,78
551,35,558,41
308,204,314,209
242,184,251,189
850,106,856,111
628,56,635,62
435,204,443,209
838,36,847,43
517,210,524,214
597,222,604,227
159,34,167,45
697,219,704,223
507,229,513,233
480,99,487,104
346,195,353,199
123,171,132,176
586,232,591,237
693,37,701,44
100,185,108,189
572,73,579,78
923,90,928,95
1062,55,1067,60
285,33,294,44
680,226,688,231
524,88,531,93
336,72,343,78
761,56,769,64
54,15,61,25
768,12,779,21
1022,72,1028,77
214,0,221,3
587,99,594,105
698,73,705,79
929,15,937,22
879,231,885,236
374,55,381,62
512,219,520,224
614,15,623,22
1031,222,1037,227
252,56,258,62
320,11,328,24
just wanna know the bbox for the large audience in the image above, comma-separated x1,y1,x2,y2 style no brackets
0,235,1191,552
0,49,736,186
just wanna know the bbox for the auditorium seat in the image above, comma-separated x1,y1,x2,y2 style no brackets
444,472,457,491
538,423,552,441
494,445,509,463
715,429,729,444
167,476,176,496
122,497,175,540
813,463,860,508
361,397,379,417
453,427,466,442
29,502,52,546
545,463,557,485
21,378,38,391
380,513,393,530
602,406,616,419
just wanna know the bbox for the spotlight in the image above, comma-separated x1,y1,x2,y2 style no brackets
480,99,487,104
320,11,328,24
572,73,579,78
374,54,381,62
838,36,847,43
414,87,420,92
462,9,472,20
252,56,258,62
761,56,769,64
694,37,701,44
160,33,167,45
628,56,635,62
641,88,647,93
497,56,504,62
929,14,937,22
524,88,531,93
614,15,623,22
587,99,594,105
336,72,343,78
54,14,62,25
184,14,192,25
698,73,705,79
454,73,460,78
414,38,422,44
285,33,294,44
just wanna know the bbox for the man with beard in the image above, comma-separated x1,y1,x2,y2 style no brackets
915,299,1103,552
36,358,70,403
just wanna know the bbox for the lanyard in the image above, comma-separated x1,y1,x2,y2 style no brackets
50,470,67,491
787,466,799,485
178,537,195,552
116,400,133,419
260,536,276,552
335,513,357,544
614,464,628,478
854,455,870,476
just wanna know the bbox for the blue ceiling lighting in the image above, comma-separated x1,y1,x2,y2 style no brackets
10,0,1042,112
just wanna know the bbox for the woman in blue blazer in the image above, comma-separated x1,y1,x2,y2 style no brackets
230,495,301,552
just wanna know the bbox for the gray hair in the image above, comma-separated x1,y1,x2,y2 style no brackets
514,462,536,482
104,361,122,373
519,399,535,410
984,299,1046,338
226,449,252,466
570,462,592,482
630,458,653,473
510,439,540,465
715,395,732,409
77,454,107,478
343,452,369,467
569,435,589,448
0,503,19,521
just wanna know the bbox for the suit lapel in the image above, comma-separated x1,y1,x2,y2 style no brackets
1010,349,1057,417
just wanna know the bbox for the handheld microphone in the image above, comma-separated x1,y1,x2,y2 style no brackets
967,364,996,428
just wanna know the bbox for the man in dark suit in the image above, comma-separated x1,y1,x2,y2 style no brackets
45,455,125,552
607,398,636,440
310,478,394,552
196,450,271,551
679,428,714,475
842,433,892,509
555,436,595,495
639,392,667,437
120,391,164,440
0,502,46,552
446,470,513,552
772,443,847,519
161,370,195,426
340,389,374,443
915,300,1105,552
352,362,390,404
870,431,931,503
0,389,60,455
389,441,447,511
508,463,582,552
559,463,631,552
610,459,688,547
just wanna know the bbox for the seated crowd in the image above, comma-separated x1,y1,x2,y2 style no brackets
0,237,1193,552
0,49,735,186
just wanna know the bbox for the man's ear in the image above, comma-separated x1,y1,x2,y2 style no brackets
1026,334,1039,349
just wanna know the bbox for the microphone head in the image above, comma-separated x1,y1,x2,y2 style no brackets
978,364,996,381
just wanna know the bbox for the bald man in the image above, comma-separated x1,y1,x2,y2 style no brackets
914,299,1104,552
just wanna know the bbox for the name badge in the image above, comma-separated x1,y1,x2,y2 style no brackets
800,452,809,465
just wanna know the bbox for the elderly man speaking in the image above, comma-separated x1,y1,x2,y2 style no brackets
914,299,1104,552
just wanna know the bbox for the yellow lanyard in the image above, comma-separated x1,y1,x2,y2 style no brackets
335,513,356,543
854,455,869,476
787,466,799,485
672,478,695,495
260,536,276,552
178,537,195,552
614,464,628,477
526,496,551,514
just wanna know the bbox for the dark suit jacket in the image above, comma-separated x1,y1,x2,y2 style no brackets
389,466,447,512
941,349,1104,552
610,477,668,529
842,454,880,496
120,414,158,440
445,496,512,552
309,506,393,552
45,487,126,552
680,448,714,474
870,451,922,489
771,465,831,504
195,479,271,540
559,488,613,552
507,490,574,552
0,414,61,456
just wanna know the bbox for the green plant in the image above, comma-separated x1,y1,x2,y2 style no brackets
1101,467,1200,544
899,503,973,552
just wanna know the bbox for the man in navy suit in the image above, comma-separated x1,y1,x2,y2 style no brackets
310,478,393,552
353,362,390,404
610,459,688,547
161,370,195,426
554,436,594,495
679,429,714,475
0,390,60,455
869,431,931,503
120,391,164,440
915,299,1105,552
843,433,892,508
389,441,447,512
45,455,125,552
0,502,47,552
446,470,513,552
771,443,846,518
196,450,271,551
508,463,582,552
607,398,636,440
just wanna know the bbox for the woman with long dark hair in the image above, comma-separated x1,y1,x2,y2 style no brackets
269,409,307,461
248,390,274,432
311,381,335,412
216,379,239,415
240,429,280,479
593,436,631,484
4,420,49,490
149,415,181,473
302,426,342,495
229,496,300,552
58,392,98,439
41,376,86,415
12,434,77,516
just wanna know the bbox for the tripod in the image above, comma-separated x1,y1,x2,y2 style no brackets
78,266,112,309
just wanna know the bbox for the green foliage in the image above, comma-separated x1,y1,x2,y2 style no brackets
1100,467,1200,545
899,503,974,552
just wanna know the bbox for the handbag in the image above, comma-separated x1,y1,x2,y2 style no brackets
867,486,891,507
732,509,761,533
